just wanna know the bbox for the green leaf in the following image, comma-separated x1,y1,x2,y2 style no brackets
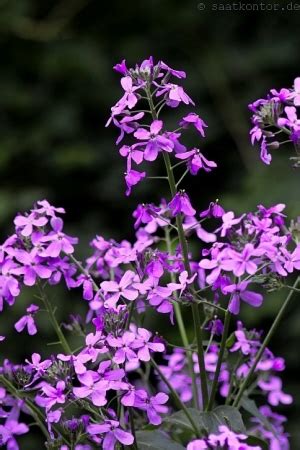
246,435,269,450
165,405,245,435
212,405,246,434
240,397,276,436
226,332,235,348
136,431,185,450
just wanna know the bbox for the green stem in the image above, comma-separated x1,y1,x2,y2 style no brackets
129,408,139,450
145,84,208,409
0,375,49,440
165,227,199,409
164,151,209,409
150,358,200,437
233,276,300,407
37,283,72,354
206,311,231,410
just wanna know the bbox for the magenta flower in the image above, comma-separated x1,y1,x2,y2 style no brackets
106,331,138,365
101,270,139,309
134,391,168,425
131,327,165,361
40,217,78,257
208,425,257,449
36,380,66,410
187,440,208,450
289,77,300,106
168,191,196,217
156,83,194,107
125,169,146,196
160,60,186,78
216,211,244,237
119,144,144,165
258,376,293,406
259,136,272,165
0,419,29,450
14,213,48,237
175,148,217,175
12,249,52,286
223,281,263,315
222,244,258,277
167,270,196,296
200,201,225,219
120,76,140,109
147,286,174,318
180,113,208,136
25,353,52,376
73,371,109,406
14,304,39,335
87,420,134,450
0,275,20,311
134,120,174,161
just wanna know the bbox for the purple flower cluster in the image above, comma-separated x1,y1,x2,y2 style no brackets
106,56,215,196
0,58,299,450
249,77,300,166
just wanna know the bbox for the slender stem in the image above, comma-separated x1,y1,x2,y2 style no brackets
37,283,72,354
165,227,199,409
68,253,100,293
145,83,208,409
150,358,200,437
206,310,231,410
233,276,300,407
129,408,138,450
163,150,209,409
0,375,49,440
176,168,189,189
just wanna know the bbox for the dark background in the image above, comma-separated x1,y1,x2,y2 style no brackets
0,0,299,447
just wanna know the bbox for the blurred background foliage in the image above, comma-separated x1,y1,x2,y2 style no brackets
0,0,300,446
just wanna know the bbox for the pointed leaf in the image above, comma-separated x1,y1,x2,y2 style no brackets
240,397,276,436
136,430,185,450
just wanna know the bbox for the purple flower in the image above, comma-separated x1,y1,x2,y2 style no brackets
113,59,128,75
25,353,52,376
223,281,263,315
175,148,217,175
222,244,258,277
160,60,186,79
167,270,196,296
124,169,146,196
131,327,165,361
199,201,225,219
87,420,134,450
259,136,272,165
14,304,39,335
40,218,78,257
0,419,29,450
134,120,174,161
289,77,300,106
187,440,208,450
258,376,293,406
134,391,168,425
216,211,244,237
101,270,139,309
120,76,140,109
35,380,66,410
73,371,109,406
156,83,194,107
14,213,48,237
208,425,259,449
180,113,208,136
168,191,196,217
106,331,138,365
12,249,52,286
